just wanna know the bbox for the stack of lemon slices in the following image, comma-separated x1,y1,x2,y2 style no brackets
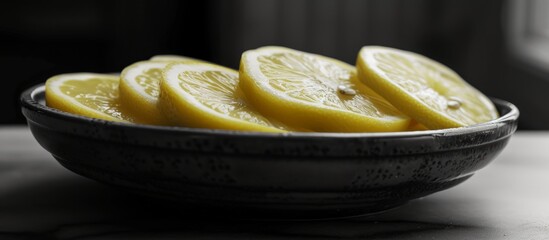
45,46,498,132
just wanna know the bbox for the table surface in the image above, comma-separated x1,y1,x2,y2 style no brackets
1,126,548,239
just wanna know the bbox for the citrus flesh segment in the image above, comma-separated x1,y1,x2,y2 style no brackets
356,46,498,129
45,73,132,122
239,46,410,132
120,61,185,125
159,62,287,132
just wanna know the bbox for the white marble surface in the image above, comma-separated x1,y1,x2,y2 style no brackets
0,126,548,239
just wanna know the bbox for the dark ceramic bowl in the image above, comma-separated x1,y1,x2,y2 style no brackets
21,84,518,218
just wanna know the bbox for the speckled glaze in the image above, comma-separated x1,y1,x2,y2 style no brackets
21,84,519,217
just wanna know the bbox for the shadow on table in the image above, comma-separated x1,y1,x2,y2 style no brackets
0,157,493,240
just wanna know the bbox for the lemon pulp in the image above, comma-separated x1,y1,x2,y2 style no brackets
357,46,498,129
120,61,180,125
239,46,410,132
159,62,288,132
46,73,132,122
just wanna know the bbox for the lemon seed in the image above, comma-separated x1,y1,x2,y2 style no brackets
337,85,356,95
447,97,462,109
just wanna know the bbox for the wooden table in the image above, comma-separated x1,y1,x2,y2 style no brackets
1,126,548,239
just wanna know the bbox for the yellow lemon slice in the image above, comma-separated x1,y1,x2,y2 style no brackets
239,46,410,132
150,55,202,62
356,46,498,129
159,62,287,132
120,60,186,125
45,73,132,122
406,120,429,131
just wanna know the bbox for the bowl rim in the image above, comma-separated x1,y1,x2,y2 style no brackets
20,84,519,139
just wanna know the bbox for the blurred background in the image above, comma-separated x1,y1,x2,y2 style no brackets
1,0,548,129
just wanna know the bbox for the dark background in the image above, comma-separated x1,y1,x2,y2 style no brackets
2,0,548,129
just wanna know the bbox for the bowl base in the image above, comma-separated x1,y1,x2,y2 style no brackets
55,155,471,220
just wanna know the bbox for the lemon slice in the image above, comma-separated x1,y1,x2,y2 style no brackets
407,120,429,131
120,61,184,125
45,73,132,122
159,62,287,132
150,55,202,62
239,46,410,132
357,46,498,129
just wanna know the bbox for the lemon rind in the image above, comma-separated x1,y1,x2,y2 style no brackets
357,46,497,129
160,62,286,133
239,46,410,132
45,73,130,123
